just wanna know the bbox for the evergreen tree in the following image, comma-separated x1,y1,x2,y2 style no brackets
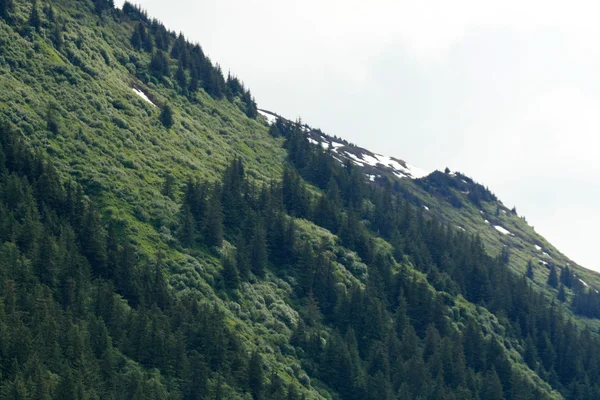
526,260,534,280
203,184,223,248
548,265,559,288
221,252,239,289
28,0,41,31
160,105,174,128
0,0,13,20
250,220,268,277
248,351,264,400
558,284,566,302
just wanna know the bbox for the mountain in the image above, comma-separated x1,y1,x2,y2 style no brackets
0,1,599,399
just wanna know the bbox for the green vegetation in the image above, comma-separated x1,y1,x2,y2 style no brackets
0,0,600,399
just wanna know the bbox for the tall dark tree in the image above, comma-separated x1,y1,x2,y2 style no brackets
28,0,41,31
203,184,223,248
248,351,264,400
526,260,534,280
160,105,174,128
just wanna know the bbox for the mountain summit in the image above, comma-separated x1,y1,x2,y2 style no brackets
0,1,598,399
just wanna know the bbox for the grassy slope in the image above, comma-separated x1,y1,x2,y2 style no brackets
1,0,596,398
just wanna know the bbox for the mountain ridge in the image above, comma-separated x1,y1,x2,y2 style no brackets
0,1,599,399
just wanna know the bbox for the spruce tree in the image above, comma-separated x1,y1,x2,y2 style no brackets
28,0,40,31
526,260,534,280
248,351,264,400
548,265,559,288
221,252,239,289
250,220,268,278
203,184,223,248
558,284,566,302
160,105,174,128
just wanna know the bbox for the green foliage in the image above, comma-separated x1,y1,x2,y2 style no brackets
1,0,598,399
159,105,174,128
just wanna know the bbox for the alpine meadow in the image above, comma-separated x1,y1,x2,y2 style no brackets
1,1,600,399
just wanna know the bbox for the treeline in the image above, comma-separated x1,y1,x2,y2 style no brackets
0,0,257,118
123,2,257,118
172,120,552,399
268,118,600,399
0,122,303,399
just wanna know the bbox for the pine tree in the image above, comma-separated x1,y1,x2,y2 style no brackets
28,0,41,31
203,184,223,248
0,0,13,20
548,265,559,288
248,351,264,400
480,369,504,400
558,284,566,302
179,205,195,247
160,105,174,128
221,252,239,289
250,220,268,277
526,260,534,280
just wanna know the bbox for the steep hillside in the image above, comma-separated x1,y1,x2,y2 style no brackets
1,1,600,399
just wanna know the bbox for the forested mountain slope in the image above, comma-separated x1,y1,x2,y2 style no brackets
0,1,599,399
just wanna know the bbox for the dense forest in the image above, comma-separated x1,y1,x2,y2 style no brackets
1,0,600,399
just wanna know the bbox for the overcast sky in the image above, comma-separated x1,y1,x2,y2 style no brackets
117,0,600,272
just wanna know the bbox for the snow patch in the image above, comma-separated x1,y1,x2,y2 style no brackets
423,205,429,211
534,245,542,251
579,279,589,287
494,225,511,235
257,109,278,124
539,259,548,265
457,226,466,232
543,252,550,258
132,88,156,107
484,220,489,224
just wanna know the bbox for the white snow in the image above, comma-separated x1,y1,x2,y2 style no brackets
457,226,466,232
461,179,468,184
484,220,489,224
543,252,550,257
257,109,278,124
494,225,511,235
501,210,507,214
534,245,542,251
307,138,320,145
344,152,367,166
367,174,376,182
579,279,589,287
423,205,429,211
132,88,156,107
539,259,548,265
360,154,381,167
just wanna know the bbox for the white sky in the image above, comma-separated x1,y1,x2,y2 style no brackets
117,0,600,272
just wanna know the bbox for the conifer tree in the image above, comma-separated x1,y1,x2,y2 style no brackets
558,284,566,302
203,184,223,248
248,351,264,400
548,265,559,288
160,105,174,128
526,260,534,280
0,0,13,20
28,0,41,31
250,220,268,277
221,252,239,289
